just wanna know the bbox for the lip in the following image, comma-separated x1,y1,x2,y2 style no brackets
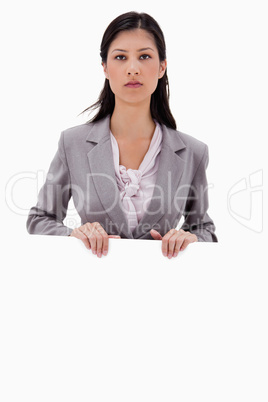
125,80,143,88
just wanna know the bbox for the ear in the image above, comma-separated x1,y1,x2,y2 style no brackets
159,59,167,79
102,62,109,80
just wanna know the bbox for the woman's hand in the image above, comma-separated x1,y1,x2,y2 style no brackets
70,222,121,257
150,228,198,258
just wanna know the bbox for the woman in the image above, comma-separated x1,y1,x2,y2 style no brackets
27,11,217,258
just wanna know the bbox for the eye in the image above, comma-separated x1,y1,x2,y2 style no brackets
140,54,151,60
115,55,126,60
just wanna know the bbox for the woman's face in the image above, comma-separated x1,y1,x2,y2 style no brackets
102,29,167,106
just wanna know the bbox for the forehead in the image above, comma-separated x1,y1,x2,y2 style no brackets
109,29,156,51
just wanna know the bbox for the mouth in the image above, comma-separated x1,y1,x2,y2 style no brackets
125,81,143,88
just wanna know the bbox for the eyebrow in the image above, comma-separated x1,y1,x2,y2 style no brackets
111,47,155,53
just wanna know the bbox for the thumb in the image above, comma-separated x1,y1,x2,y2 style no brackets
150,229,162,240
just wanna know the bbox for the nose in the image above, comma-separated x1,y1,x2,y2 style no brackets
127,59,140,76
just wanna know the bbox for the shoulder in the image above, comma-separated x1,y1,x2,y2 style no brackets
163,124,208,159
60,122,93,145
176,129,208,155
58,121,101,157
60,116,111,150
161,124,210,174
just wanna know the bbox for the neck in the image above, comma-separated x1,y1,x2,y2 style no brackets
110,98,156,141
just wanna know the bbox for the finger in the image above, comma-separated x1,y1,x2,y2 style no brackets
71,228,91,250
94,231,104,258
173,234,188,256
180,233,198,251
162,229,177,257
166,232,180,258
94,225,109,256
88,233,97,255
173,232,193,256
80,224,98,255
150,229,163,240
82,223,104,257
77,223,106,257
108,235,121,238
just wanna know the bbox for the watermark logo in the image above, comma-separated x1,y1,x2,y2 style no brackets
5,168,264,234
227,169,263,233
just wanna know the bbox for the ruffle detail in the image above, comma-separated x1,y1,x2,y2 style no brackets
119,167,142,197
110,122,162,231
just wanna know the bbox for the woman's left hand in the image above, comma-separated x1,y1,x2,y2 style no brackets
150,228,198,258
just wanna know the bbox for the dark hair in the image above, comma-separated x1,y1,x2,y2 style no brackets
80,11,177,130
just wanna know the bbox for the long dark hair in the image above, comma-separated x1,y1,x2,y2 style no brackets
80,11,177,130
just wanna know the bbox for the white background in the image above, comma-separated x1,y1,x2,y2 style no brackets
0,1,267,400
1,0,267,244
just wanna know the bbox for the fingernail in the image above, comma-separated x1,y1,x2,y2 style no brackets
103,250,108,256
163,252,167,257
92,250,96,255
168,253,172,259
173,252,178,257
97,252,102,258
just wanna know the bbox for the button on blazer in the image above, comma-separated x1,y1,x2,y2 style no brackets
26,115,217,242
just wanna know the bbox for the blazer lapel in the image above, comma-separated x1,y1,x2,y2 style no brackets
131,124,186,239
86,116,133,239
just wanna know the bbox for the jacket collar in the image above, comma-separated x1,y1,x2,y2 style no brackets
86,115,111,143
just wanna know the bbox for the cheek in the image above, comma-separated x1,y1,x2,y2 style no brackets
148,67,161,89
146,63,161,80
106,66,122,94
107,64,120,84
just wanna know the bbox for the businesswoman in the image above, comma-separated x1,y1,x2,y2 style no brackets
27,11,218,258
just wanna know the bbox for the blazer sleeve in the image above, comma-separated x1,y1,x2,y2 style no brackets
180,144,218,242
26,132,73,236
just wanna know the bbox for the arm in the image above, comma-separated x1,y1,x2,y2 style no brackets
26,132,73,236
180,144,218,242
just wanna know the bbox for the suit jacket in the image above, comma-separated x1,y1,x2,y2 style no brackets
26,115,217,242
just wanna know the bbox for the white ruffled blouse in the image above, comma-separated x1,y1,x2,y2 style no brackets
110,122,163,232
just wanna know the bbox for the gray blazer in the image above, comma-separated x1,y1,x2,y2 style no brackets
26,115,217,242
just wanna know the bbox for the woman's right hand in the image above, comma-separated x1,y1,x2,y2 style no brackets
70,222,121,257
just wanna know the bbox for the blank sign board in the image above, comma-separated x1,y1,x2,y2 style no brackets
0,235,267,401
